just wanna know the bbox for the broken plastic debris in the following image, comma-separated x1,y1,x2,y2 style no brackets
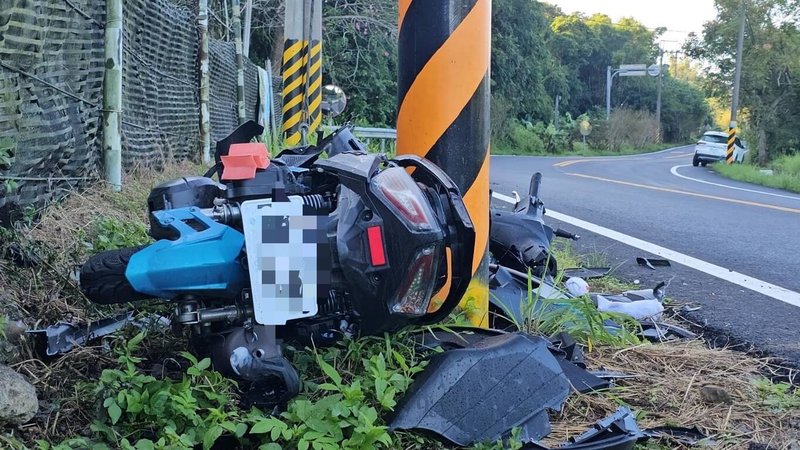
523,406,644,449
389,333,571,446
595,294,664,321
563,267,612,280
566,277,590,296
29,311,134,356
636,257,671,270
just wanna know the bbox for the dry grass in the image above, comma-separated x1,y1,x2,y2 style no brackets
0,162,202,444
548,341,800,449
0,161,202,325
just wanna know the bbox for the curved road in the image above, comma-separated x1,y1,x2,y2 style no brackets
490,146,800,364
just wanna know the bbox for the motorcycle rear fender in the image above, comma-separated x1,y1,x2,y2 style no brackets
126,207,247,299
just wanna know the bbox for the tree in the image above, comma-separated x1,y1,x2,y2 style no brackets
687,0,800,163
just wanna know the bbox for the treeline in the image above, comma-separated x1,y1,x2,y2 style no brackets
246,0,710,152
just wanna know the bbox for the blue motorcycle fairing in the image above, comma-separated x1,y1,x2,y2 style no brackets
126,207,247,299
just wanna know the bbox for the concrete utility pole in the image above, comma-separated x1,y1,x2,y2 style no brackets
280,0,322,146
727,0,746,165
656,47,664,141
397,0,491,327
103,0,123,191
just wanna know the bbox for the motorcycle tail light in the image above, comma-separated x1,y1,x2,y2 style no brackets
390,244,441,316
372,167,437,232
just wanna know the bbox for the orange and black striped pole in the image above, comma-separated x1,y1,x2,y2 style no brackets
726,122,737,165
397,0,491,327
281,0,322,146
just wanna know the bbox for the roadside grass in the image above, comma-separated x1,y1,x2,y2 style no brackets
1,166,798,449
711,153,800,193
491,142,683,157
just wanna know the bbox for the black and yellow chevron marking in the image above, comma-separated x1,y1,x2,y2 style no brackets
727,126,736,165
397,0,491,327
281,39,322,146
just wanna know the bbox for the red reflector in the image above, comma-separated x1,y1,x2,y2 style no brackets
367,226,387,266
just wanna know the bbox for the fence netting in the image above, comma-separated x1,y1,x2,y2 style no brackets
0,0,262,221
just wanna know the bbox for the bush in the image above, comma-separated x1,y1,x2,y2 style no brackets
592,109,660,151
508,121,546,154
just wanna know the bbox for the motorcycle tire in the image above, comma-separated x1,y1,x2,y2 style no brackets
80,246,150,304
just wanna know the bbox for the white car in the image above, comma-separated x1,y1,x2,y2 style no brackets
693,131,747,166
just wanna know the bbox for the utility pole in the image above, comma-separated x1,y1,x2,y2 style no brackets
728,0,746,165
397,0,491,327
554,95,561,130
606,66,612,119
656,47,664,141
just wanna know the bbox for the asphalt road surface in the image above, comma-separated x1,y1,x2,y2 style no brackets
490,146,800,365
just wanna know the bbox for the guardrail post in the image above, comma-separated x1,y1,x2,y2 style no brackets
397,0,491,327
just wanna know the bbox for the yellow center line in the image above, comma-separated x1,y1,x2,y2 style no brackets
566,172,800,214
553,159,589,167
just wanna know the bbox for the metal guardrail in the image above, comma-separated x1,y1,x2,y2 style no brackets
322,125,397,151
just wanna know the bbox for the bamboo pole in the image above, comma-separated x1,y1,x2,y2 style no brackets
232,0,246,123
198,0,211,163
243,0,253,57
103,0,123,191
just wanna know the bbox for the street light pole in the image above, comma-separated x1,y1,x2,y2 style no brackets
727,0,746,164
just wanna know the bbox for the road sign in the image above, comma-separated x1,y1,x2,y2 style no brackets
648,64,661,77
579,120,592,136
618,64,647,77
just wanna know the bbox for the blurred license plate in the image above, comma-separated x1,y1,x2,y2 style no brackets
241,196,322,325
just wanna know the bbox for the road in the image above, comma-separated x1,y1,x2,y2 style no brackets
490,146,800,365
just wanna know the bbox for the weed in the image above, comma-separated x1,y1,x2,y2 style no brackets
503,250,641,349
753,378,800,411
86,217,151,253
712,154,800,193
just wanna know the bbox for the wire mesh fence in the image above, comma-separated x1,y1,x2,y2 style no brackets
0,0,263,221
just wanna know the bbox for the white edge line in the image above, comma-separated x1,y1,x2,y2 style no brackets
671,164,800,201
491,193,800,308
491,192,517,204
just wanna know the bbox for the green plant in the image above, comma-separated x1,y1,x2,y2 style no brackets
753,378,800,411
248,335,429,450
86,217,151,253
503,252,641,349
87,333,245,450
0,137,15,169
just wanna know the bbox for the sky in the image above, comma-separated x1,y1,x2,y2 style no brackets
542,0,718,50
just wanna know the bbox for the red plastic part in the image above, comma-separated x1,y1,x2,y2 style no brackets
367,226,387,266
221,143,270,180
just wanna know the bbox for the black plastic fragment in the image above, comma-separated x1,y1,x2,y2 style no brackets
563,267,612,280
29,311,134,356
636,257,671,270
389,333,571,446
644,426,713,446
639,320,697,342
523,407,645,450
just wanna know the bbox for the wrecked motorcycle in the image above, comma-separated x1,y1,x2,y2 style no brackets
490,172,579,280
79,121,475,396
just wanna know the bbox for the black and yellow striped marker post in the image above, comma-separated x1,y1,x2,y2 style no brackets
281,0,322,146
397,0,491,327
726,121,737,165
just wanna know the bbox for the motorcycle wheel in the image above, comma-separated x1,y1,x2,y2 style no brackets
80,246,150,304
